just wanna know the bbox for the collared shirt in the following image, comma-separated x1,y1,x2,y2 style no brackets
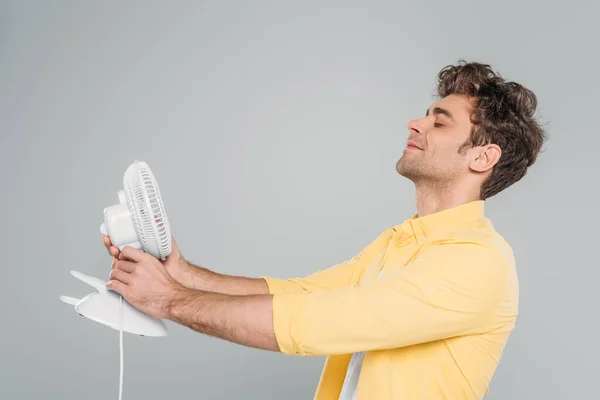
262,200,519,400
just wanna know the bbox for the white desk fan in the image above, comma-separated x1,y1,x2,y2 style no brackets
60,160,172,399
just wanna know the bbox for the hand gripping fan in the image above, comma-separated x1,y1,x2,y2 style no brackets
60,160,171,336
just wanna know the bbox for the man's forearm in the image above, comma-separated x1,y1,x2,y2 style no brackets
166,286,280,352
179,260,270,295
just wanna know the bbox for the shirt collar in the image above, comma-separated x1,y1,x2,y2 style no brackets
395,200,486,238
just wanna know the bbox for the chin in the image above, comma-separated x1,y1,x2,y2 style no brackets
396,161,425,182
396,165,414,180
396,158,410,175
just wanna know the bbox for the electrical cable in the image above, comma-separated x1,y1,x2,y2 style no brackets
119,294,123,400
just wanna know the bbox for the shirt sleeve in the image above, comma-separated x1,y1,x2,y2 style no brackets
271,241,509,356
261,232,388,295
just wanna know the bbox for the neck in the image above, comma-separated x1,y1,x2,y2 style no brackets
413,180,481,217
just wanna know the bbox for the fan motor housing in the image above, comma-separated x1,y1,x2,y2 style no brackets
100,190,142,251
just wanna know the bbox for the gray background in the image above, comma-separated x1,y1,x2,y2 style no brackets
1,1,598,399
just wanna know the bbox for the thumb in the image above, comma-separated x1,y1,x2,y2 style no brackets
170,237,181,255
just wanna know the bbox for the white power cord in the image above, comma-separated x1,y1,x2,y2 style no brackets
119,294,124,400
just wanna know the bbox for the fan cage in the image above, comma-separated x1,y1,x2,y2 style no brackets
124,161,171,259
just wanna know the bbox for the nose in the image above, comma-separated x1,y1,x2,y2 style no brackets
407,118,424,136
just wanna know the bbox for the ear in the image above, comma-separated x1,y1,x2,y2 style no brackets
468,144,501,173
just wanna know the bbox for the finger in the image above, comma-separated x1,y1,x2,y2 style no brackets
119,246,148,262
107,279,127,296
115,260,137,273
110,246,120,258
103,236,116,254
110,268,132,284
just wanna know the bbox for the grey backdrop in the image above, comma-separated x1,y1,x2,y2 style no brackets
1,1,598,399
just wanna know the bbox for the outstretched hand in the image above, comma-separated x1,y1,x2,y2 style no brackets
107,245,184,320
102,235,192,288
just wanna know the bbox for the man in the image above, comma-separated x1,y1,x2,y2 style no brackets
104,60,547,399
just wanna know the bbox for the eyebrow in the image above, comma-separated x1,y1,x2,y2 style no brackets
426,106,454,121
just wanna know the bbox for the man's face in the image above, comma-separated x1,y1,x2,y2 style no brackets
396,94,475,185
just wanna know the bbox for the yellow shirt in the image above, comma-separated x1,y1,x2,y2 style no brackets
262,200,519,399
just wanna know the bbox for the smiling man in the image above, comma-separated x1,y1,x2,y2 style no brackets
104,60,547,400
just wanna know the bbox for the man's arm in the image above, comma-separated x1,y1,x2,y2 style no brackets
176,249,365,297
161,231,383,352
165,242,510,356
104,234,379,297
177,260,270,295
163,236,380,351
173,230,386,296
166,288,279,352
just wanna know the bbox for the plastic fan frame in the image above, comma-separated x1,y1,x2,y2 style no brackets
123,161,171,260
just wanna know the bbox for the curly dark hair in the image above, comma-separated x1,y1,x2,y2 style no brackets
435,60,548,199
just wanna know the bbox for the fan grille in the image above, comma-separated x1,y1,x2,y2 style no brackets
124,161,171,259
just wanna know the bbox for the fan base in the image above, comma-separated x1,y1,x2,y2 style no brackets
60,270,168,337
